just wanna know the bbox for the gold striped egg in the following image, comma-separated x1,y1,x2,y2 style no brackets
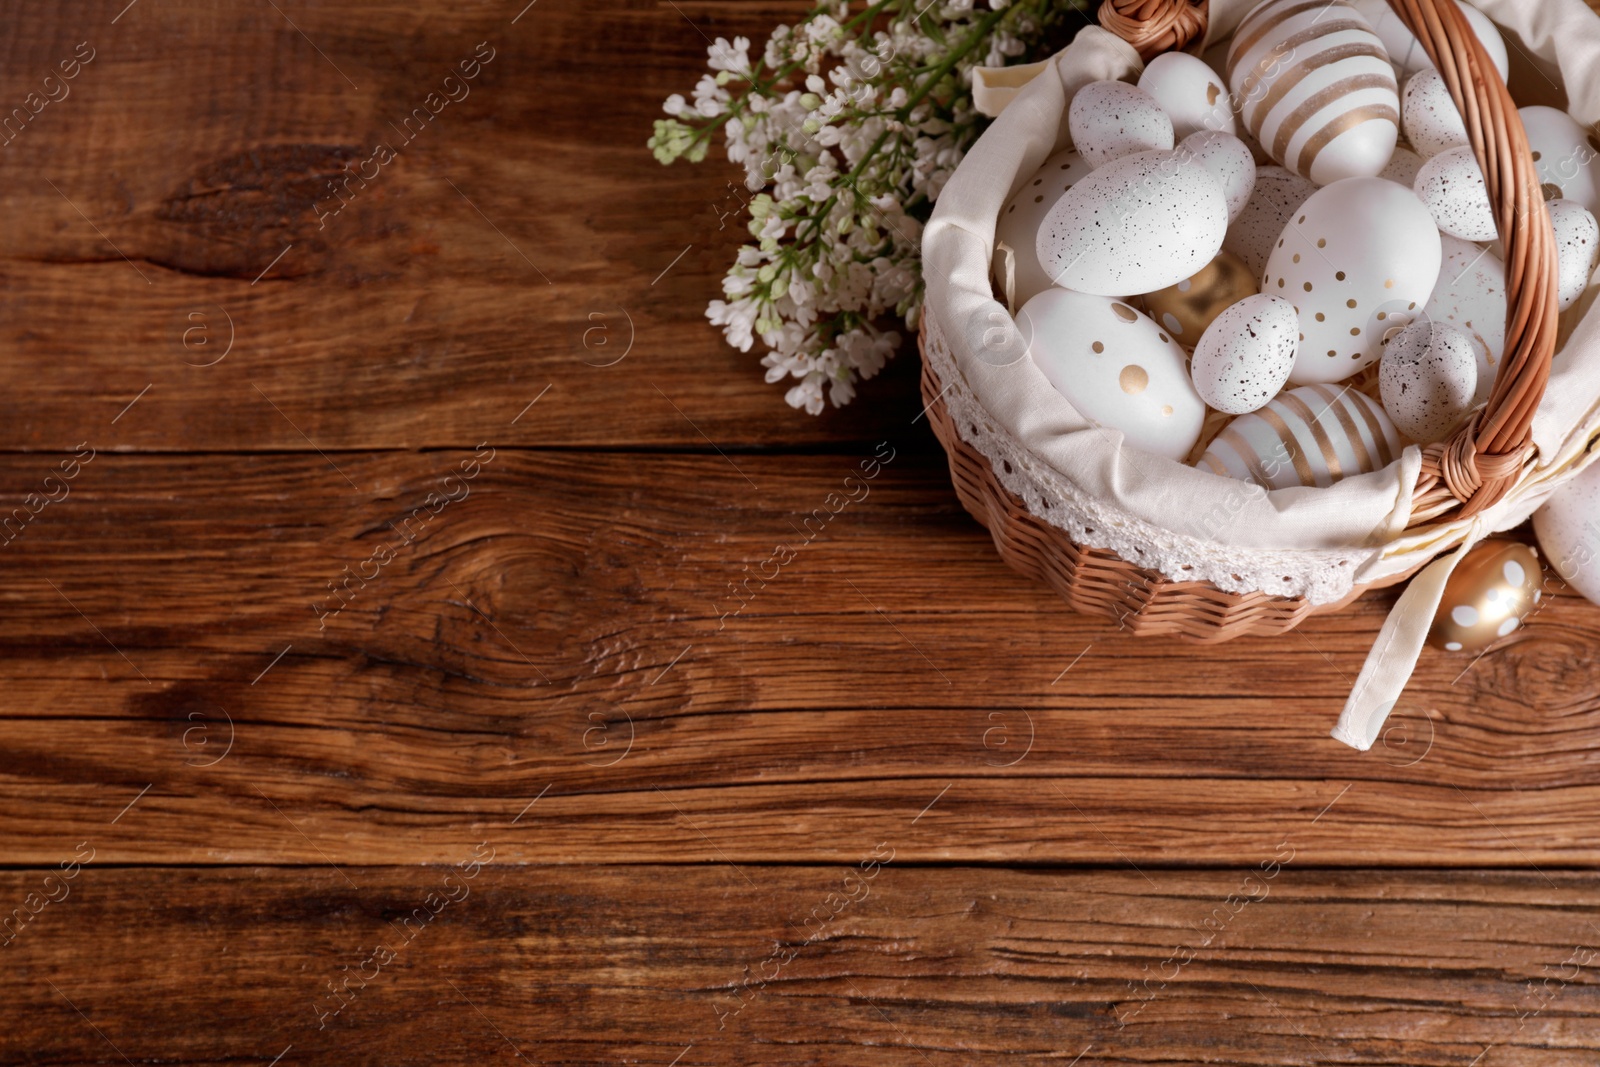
1226,0,1400,185
1198,384,1406,489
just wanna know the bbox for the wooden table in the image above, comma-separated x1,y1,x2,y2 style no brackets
3,1,1599,1062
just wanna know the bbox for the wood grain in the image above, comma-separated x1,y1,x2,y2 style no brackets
1,449,1596,866
0,0,923,452
3,865,1598,1065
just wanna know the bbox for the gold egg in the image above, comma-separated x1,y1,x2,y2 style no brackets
1137,252,1259,349
1428,540,1543,653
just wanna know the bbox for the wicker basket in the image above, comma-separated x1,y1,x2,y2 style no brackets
922,0,1561,641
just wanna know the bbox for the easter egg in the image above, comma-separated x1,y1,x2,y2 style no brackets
1533,459,1600,605
1223,165,1317,278
1424,235,1506,403
1415,145,1497,242
1138,251,1258,348
1179,130,1256,221
1226,0,1399,185
1138,52,1238,141
1428,540,1541,652
1350,0,1509,82
1068,80,1175,169
1547,198,1599,312
1017,288,1206,461
1378,320,1478,443
1520,106,1600,214
1381,144,1426,187
1198,384,1406,489
1401,68,1469,159
1264,177,1442,384
1189,294,1298,414
1037,149,1229,297
994,149,1096,307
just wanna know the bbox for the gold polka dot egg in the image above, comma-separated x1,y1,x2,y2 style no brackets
1138,251,1257,349
1429,540,1543,653
1264,176,1443,385
1017,289,1206,462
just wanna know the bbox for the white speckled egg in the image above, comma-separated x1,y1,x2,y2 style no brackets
1189,294,1298,414
1521,105,1600,213
1264,177,1442,383
1179,130,1256,221
1226,0,1399,185
1138,51,1238,141
1547,198,1600,312
1017,288,1206,460
1533,459,1600,605
994,150,1096,307
1068,80,1175,169
1349,0,1509,81
1038,149,1229,297
1414,146,1497,241
1381,144,1426,187
1424,234,1505,402
1378,320,1478,442
1223,165,1317,278
1401,68,1469,158
1199,384,1407,488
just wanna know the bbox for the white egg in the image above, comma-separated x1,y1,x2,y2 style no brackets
1178,131,1255,222
1414,146,1497,241
1264,177,1442,383
1037,149,1229,297
1017,288,1206,461
1533,459,1600,605
1349,0,1509,82
1138,52,1238,141
1520,105,1600,214
1189,294,1298,414
1378,320,1478,442
1223,165,1318,278
1198,384,1406,489
1401,68,1469,158
994,150,1096,307
1424,235,1506,403
1547,198,1600,312
1381,144,1426,187
1226,0,1399,185
1068,80,1175,169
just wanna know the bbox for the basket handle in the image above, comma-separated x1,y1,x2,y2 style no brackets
1390,0,1559,523
1097,0,1208,59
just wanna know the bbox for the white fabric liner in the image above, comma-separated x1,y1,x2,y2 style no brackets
923,0,1600,749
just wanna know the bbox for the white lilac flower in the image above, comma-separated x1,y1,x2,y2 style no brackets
652,0,1086,412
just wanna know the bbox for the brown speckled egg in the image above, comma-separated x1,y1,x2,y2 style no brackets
1400,68,1468,159
1415,146,1497,242
1037,150,1228,297
1067,80,1174,169
1429,540,1542,652
1188,294,1297,415
1378,320,1477,443
1548,199,1599,312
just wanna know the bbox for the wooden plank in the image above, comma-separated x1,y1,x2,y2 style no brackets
3,865,1597,1065
0,0,922,452
1,449,1598,866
